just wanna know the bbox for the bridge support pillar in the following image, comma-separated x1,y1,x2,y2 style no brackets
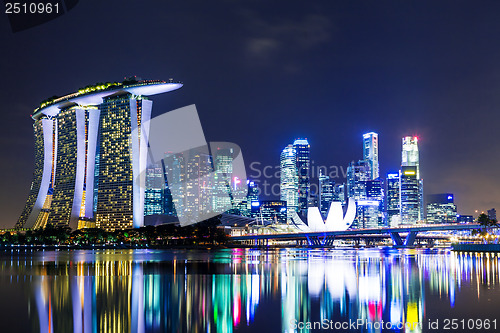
306,236,325,247
390,232,404,246
390,231,419,247
404,231,418,246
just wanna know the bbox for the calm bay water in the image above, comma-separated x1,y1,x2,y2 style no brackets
0,248,499,333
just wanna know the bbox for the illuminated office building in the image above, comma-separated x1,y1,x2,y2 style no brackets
293,139,310,215
333,184,345,203
386,173,400,226
358,179,384,228
426,193,457,224
280,144,298,219
347,159,384,228
402,136,424,221
183,150,214,223
162,179,176,217
346,133,385,229
247,181,260,217
363,132,379,180
144,163,165,216
241,180,260,217
318,171,334,218
212,147,234,213
346,160,370,200
162,153,184,218
402,137,420,178
346,160,369,229
259,200,287,224
16,79,182,230
400,166,419,224
162,146,240,223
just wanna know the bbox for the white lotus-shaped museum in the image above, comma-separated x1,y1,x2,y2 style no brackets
290,198,356,232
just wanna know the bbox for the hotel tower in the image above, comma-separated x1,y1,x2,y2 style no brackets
16,79,182,231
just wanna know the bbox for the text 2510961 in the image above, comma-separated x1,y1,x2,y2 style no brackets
5,2,59,14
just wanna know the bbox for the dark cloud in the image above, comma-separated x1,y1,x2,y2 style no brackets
243,12,332,68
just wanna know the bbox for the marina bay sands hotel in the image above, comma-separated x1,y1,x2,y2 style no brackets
16,79,183,231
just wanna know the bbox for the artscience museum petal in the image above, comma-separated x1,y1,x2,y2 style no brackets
298,198,356,232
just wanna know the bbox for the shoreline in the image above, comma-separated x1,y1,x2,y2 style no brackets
0,243,450,251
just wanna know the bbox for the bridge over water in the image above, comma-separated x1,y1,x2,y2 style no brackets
231,223,489,247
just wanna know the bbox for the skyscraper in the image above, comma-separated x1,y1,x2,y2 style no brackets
318,171,334,218
343,132,385,228
386,173,400,226
400,166,419,224
346,160,370,201
162,153,184,219
183,150,214,223
144,163,165,216
280,144,299,219
212,147,234,214
363,132,379,180
245,180,260,218
96,93,153,230
333,184,346,203
402,136,420,178
358,179,384,229
346,160,374,228
16,79,182,231
293,138,310,215
401,136,424,222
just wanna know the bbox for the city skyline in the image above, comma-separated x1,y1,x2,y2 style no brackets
268,132,455,219
14,82,467,230
10,90,490,230
8,74,486,230
2,1,500,228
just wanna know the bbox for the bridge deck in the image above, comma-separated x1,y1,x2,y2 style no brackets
231,223,486,241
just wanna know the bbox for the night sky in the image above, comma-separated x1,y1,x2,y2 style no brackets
1,0,500,228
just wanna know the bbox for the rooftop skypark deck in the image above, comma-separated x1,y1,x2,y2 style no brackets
32,79,183,120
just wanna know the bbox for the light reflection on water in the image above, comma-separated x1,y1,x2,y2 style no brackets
0,248,499,332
